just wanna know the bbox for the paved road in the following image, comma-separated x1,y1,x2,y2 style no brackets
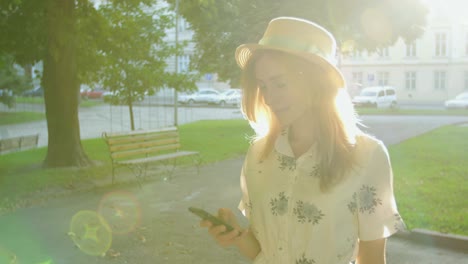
356,115,468,145
1,104,468,147
0,105,244,147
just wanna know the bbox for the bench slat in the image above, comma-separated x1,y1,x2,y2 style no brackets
0,138,21,152
102,127,199,184
20,135,39,149
103,127,177,138
109,138,179,153
0,134,39,154
115,151,199,165
111,143,181,160
106,131,179,145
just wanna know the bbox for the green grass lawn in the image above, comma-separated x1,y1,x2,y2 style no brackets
15,96,104,107
15,96,45,104
390,124,468,236
0,119,466,236
0,112,45,125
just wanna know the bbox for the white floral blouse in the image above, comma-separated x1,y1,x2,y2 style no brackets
238,128,405,264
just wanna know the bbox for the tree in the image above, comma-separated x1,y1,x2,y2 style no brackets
0,0,196,167
167,0,428,85
95,2,197,131
0,54,32,108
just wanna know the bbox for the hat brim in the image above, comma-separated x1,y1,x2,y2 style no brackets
235,44,345,89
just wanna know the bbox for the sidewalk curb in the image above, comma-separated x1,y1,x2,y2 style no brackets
394,229,468,252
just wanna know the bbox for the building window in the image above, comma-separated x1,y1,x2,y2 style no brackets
377,72,389,86
406,42,416,57
177,54,190,72
405,72,416,90
351,50,363,58
435,32,447,57
434,71,446,90
352,72,363,86
378,47,389,57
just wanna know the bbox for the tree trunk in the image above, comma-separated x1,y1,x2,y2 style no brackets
42,0,92,167
23,64,33,83
128,98,135,131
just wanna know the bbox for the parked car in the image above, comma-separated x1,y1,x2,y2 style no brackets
22,86,44,97
218,89,242,106
352,86,397,108
80,88,106,99
444,92,468,109
103,90,146,105
178,89,221,105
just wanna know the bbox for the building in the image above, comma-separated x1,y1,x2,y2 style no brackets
162,2,230,92
340,0,468,104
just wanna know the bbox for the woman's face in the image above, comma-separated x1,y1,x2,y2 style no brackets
254,54,309,127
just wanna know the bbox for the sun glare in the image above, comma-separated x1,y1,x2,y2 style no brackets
421,0,468,20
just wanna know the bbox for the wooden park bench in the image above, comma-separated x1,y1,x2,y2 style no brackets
102,127,201,185
0,134,39,154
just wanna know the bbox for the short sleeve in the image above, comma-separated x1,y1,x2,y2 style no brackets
238,163,252,219
356,141,406,241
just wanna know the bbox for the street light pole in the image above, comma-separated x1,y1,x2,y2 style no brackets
174,0,179,126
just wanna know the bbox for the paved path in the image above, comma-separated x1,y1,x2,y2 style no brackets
0,159,467,263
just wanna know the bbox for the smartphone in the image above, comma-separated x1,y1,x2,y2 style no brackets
188,207,234,232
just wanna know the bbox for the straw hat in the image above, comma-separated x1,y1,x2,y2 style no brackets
235,17,345,89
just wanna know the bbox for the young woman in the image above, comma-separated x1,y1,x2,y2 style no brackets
200,17,405,264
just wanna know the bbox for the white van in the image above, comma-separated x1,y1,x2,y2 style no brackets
352,86,397,108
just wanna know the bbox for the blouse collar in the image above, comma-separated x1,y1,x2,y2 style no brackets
274,127,295,157
274,126,318,159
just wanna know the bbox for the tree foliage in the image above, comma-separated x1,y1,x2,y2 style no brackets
167,0,428,85
0,54,32,93
0,54,32,108
0,0,196,167
87,1,197,130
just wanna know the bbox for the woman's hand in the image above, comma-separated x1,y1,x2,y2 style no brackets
200,208,247,247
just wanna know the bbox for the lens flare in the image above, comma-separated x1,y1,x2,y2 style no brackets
360,7,393,44
69,210,112,256
98,190,142,235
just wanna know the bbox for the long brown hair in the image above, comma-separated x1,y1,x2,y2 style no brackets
240,50,362,191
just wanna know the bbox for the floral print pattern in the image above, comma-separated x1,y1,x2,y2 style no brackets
270,192,289,216
348,185,382,214
239,132,404,263
277,152,296,171
244,200,253,217
296,253,316,264
309,165,320,178
347,197,357,214
336,237,357,260
293,201,324,224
